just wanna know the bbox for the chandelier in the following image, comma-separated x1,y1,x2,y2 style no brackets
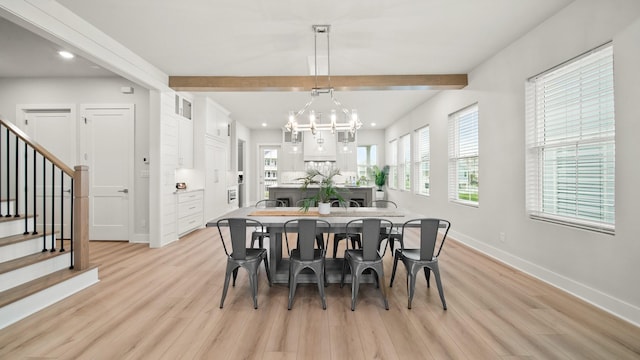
284,25,362,139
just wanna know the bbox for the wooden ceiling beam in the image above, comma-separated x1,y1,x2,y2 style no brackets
168,74,467,92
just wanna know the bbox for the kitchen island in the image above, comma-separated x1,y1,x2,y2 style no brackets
268,184,375,207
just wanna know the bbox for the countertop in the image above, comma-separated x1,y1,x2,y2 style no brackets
270,184,375,189
173,188,204,194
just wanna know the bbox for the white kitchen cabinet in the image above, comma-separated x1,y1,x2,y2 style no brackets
205,98,230,141
178,116,193,168
177,190,203,236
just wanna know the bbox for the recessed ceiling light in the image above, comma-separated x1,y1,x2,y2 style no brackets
58,50,75,59
371,123,377,127
261,123,267,127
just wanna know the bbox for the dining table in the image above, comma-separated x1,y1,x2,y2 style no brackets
207,206,425,284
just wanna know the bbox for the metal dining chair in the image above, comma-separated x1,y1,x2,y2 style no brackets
340,218,393,310
331,199,362,258
251,199,285,248
370,200,402,254
216,218,272,309
284,218,331,310
389,218,451,309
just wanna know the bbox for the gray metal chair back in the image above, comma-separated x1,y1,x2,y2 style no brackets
284,218,330,260
345,218,393,260
331,199,360,208
295,198,316,207
370,200,398,208
218,218,256,259
255,199,285,208
401,218,450,260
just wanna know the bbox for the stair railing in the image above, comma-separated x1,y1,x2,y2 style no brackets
0,118,89,270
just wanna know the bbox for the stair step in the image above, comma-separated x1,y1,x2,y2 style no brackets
0,232,49,248
0,214,28,223
0,215,36,239
0,250,68,275
0,232,60,263
0,266,97,308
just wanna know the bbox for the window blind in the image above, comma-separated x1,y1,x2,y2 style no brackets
398,134,411,191
525,43,614,233
388,139,398,189
448,104,479,204
414,126,430,195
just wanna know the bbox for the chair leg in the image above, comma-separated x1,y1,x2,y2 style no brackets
332,237,339,258
249,271,258,309
263,254,272,286
220,262,235,308
288,267,299,310
373,269,380,289
351,269,360,311
232,268,239,286
389,251,400,287
424,267,431,288
340,257,348,288
317,265,327,310
407,267,419,309
375,265,389,310
431,263,447,310
350,235,361,249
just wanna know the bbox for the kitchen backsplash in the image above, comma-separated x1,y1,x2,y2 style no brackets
280,169,358,185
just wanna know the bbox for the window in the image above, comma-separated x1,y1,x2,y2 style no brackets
388,139,398,189
357,145,377,180
525,43,614,233
448,104,479,205
414,126,430,195
398,134,411,190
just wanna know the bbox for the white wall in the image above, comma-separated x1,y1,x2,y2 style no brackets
0,77,150,239
385,0,640,325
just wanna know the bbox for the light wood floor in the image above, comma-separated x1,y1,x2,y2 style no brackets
1,227,639,359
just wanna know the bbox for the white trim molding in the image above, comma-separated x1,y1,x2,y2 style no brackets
449,230,640,327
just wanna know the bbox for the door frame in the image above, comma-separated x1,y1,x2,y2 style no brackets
80,104,135,242
16,103,77,146
256,143,281,204
15,104,77,219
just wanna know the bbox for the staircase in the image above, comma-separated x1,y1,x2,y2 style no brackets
0,119,98,330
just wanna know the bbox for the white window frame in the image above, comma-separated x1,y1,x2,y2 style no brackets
387,139,398,189
448,103,479,206
414,126,430,196
525,43,615,234
357,145,377,180
398,133,411,191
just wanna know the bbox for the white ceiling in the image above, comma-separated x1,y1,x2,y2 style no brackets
2,0,574,129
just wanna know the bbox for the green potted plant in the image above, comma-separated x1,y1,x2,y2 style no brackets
372,165,389,200
297,168,345,214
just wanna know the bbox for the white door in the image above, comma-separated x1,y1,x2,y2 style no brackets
81,104,134,241
23,108,75,240
257,145,280,201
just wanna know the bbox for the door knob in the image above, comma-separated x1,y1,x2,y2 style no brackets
117,189,129,194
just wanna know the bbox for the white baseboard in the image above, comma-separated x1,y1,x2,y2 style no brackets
449,230,640,327
0,267,99,330
131,233,149,244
